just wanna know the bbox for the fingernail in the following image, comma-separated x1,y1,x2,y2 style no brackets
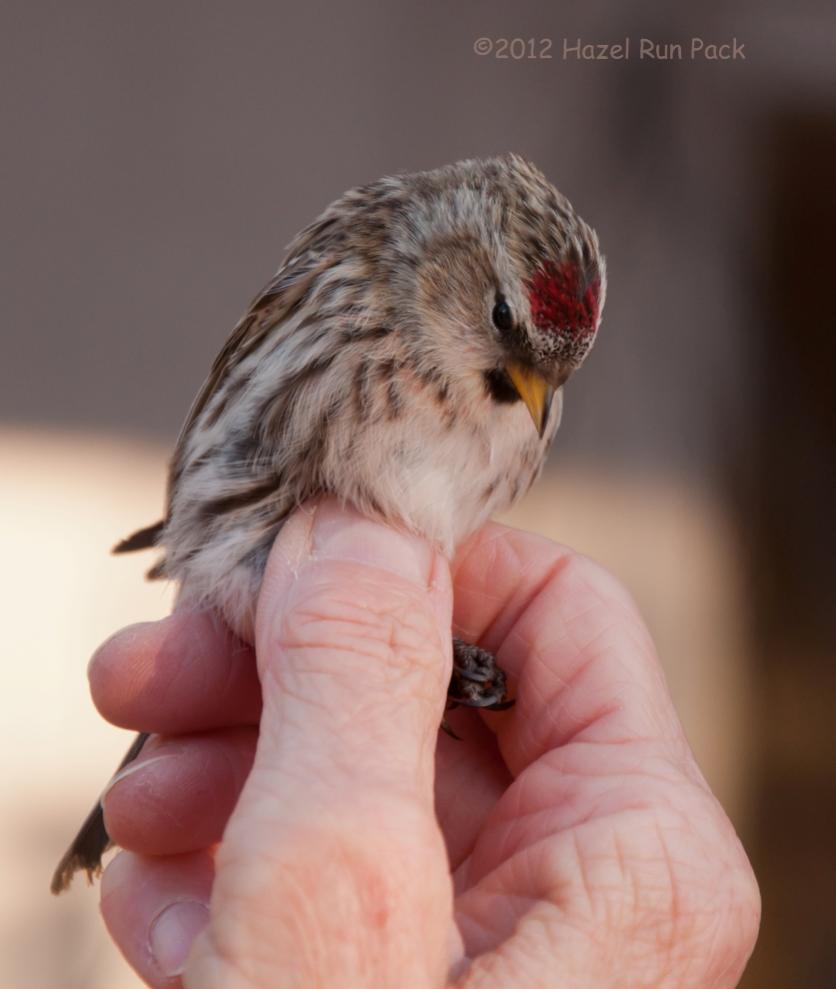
149,900,209,978
100,753,174,801
312,500,434,585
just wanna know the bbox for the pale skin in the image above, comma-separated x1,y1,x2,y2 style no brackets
90,501,760,987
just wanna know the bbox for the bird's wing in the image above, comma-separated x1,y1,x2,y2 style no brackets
114,212,343,557
167,213,343,502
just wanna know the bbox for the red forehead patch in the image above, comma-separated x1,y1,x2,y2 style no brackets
528,261,600,337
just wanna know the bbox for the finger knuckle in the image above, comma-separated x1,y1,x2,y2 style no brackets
279,573,444,678
610,809,760,987
208,818,446,984
548,801,759,988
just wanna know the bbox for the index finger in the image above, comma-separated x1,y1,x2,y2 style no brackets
452,522,695,777
88,610,262,734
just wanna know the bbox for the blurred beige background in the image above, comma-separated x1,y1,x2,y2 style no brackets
2,2,835,987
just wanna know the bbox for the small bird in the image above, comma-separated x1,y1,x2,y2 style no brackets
51,154,605,893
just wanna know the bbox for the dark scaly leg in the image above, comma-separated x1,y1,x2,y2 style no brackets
447,637,514,711
442,638,514,738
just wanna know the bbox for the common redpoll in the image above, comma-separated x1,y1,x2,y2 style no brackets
52,153,605,893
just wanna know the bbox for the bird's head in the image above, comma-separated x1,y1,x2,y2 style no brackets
372,154,606,435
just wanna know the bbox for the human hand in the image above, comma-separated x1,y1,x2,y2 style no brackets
89,500,760,987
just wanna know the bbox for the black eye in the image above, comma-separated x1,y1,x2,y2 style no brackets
492,298,513,332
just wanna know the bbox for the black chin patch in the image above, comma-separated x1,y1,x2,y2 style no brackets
483,368,520,405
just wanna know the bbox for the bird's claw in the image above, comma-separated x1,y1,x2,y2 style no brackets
447,638,514,711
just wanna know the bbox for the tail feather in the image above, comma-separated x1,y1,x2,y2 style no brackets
112,521,164,554
51,732,149,894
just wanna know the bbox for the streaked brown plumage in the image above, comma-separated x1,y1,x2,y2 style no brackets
52,153,606,893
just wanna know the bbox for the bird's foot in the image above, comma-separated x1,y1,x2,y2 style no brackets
447,637,514,711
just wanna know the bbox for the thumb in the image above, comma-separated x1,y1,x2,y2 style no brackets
255,498,454,772
186,499,457,989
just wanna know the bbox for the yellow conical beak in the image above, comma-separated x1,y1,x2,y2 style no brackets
506,362,554,437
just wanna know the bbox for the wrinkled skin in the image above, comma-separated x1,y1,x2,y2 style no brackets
89,502,760,988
